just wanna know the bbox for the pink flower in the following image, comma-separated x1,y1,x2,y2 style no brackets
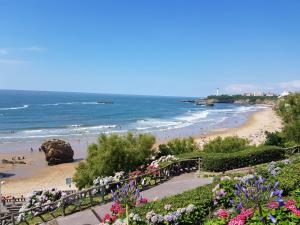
293,210,300,216
102,213,111,222
241,208,254,218
139,197,148,204
216,209,229,219
110,202,125,214
228,218,245,225
285,199,296,208
267,201,279,209
228,214,246,225
236,214,246,221
111,215,118,221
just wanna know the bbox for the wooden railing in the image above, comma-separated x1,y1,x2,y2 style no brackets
0,158,201,225
284,145,300,155
2,198,26,205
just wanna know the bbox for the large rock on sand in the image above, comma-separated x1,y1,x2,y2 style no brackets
41,139,74,165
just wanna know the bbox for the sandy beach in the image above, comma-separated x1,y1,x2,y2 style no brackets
0,107,282,197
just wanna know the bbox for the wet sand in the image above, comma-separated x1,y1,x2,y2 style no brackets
0,107,282,197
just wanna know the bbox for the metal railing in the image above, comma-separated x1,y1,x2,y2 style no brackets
0,158,201,225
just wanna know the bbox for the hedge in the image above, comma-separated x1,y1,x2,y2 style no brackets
201,145,285,172
132,183,215,224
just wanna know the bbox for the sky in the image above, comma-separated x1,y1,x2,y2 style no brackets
0,0,300,97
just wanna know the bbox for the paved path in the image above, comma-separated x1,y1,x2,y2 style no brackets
48,173,213,225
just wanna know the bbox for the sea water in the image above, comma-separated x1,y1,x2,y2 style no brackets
0,90,267,143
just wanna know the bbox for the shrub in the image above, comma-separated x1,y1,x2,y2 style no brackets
202,146,285,172
73,132,155,189
272,164,300,195
158,137,198,156
264,131,285,146
202,136,249,153
276,93,300,145
132,183,215,224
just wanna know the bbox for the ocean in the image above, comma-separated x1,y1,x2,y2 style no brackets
0,90,267,143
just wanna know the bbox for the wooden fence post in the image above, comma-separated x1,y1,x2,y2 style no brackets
61,198,65,216
198,158,202,173
11,213,16,225
101,186,105,203
89,189,93,206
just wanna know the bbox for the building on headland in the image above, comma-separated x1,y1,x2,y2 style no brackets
278,91,291,98
243,92,277,97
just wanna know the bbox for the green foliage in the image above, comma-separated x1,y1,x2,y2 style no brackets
248,202,300,224
273,164,300,195
203,136,249,153
73,132,155,189
212,178,236,208
158,137,198,156
276,93,300,145
264,131,285,147
132,183,215,224
202,146,285,172
207,94,277,103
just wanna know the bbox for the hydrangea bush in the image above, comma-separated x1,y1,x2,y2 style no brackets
17,188,65,222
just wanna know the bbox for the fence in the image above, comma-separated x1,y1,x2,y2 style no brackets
284,145,300,155
0,158,201,225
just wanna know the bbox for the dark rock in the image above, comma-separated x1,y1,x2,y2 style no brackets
41,139,74,165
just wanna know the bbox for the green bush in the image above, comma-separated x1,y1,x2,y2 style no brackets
264,131,285,146
202,136,249,153
158,137,198,156
132,183,215,224
202,146,285,172
276,93,300,145
73,132,155,189
273,163,300,195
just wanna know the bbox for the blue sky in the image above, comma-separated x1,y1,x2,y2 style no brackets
0,0,300,97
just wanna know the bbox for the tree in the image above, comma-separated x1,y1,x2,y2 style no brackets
158,137,198,156
73,132,156,189
276,93,300,145
203,136,249,153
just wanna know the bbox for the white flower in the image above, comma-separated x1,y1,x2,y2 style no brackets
220,176,231,181
212,184,220,193
164,204,172,210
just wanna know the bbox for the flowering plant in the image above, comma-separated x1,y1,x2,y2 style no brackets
17,188,65,222
93,171,125,188
212,176,236,208
230,175,283,216
145,204,196,224
101,181,147,224
150,155,178,168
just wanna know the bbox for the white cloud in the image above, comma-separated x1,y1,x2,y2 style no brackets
0,59,27,64
22,46,45,52
225,80,300,94
225,83,258,93
277,80,300,89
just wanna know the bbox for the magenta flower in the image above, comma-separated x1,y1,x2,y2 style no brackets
215,209,229,219
267,201,279,209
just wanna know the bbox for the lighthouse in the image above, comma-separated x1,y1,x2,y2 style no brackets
216,88,219,96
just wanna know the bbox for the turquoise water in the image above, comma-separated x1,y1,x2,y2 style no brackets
0,90,266,143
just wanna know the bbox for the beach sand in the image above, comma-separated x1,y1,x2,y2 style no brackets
0,107,282,197
195,107,283,146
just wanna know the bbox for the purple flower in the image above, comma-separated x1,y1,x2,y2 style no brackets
237,202,243,210
268,213,277,224
277,198,284,207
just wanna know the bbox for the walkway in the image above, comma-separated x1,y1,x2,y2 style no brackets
46,173,213,225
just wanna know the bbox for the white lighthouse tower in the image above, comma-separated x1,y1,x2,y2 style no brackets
216,88,219,96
